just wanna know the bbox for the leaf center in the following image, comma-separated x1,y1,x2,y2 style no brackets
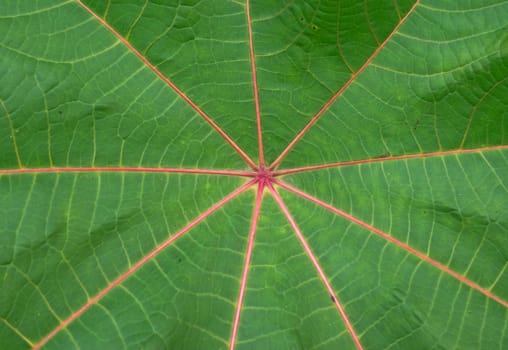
255,166,273,184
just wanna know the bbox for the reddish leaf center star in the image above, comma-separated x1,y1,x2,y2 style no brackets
255,166,273,184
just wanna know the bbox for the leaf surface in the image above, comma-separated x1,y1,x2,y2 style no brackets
1,1,507,349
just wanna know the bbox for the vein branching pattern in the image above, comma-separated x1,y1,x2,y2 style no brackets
1,1,507,349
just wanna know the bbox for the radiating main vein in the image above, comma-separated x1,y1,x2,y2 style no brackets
272,145,508,176
0,167,255,177
229,179,265,350
245,0,265,167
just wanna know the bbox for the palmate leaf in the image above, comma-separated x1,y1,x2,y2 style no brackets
0,0,507,349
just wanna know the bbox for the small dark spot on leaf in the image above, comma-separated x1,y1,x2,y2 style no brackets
178,257,182,263
312,24,318,31
331,294,335,302
413,119,420,130
299,17,304,22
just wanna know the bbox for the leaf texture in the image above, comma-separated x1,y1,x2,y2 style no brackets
1,1,507,349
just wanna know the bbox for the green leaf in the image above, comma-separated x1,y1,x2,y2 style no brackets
1,1,507,349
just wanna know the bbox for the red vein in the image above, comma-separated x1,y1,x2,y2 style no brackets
275,179,508,309
266,181,364,350
268,0,420,171
75,0,257,170
32,179,256,350
229,179,265,350
245,0,265,167
0,167,255,177
273,145,508,176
